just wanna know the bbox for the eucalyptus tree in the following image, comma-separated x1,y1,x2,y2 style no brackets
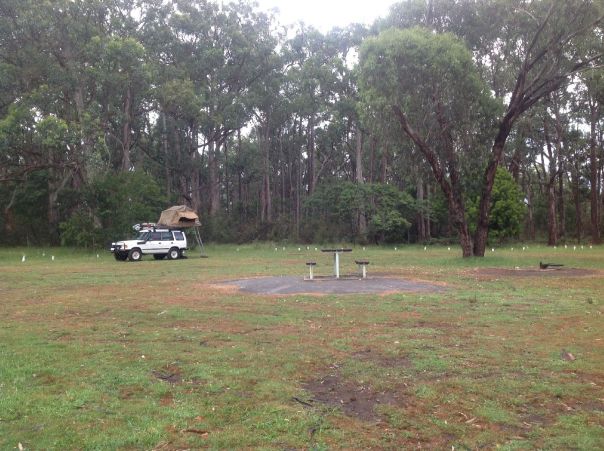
91,36,152,172
247,36,288,225
580,70,604,243
472,1,603,254
0,0,118,241
283,26,350,195
141,0,279,217
366,0,603,255
359,27,499,256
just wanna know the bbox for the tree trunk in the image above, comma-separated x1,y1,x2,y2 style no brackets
417,177,426,242
162,113,171,198
188,126,201,213
380,146,388,183
571,161,582,243
525,175,536,241
48,184,60,243
237,129,243,216
47,168,71,245
589,100,601,243
510,141,522,183
473,120,512,256
71,82,88,188
547,182,558,246
121,85,132,172
543,115,558,246
355,124,367,238
3,186,18,234
392,105,473,257
208,140,220,215
307,115,316,195
452,205,473,257
258,124,272,223
552,103,567,241
557,165,565,240
295,119,302,239
425,183,431,240
367,136,375,183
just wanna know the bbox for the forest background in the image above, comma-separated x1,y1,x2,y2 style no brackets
1,0,603,256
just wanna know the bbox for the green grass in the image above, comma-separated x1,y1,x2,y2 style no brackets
1,243,603,449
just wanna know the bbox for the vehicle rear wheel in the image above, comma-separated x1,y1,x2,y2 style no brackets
167,247,180,260
153,254,166,260
128,248,142,262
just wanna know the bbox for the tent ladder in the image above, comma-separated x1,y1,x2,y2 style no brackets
193,226,207,257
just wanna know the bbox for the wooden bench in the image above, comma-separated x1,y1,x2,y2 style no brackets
355,260,370,279
305,261,317,280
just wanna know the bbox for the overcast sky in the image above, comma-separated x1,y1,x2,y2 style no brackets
254,0,395,32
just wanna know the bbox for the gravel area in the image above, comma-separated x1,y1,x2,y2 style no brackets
221,276,445,295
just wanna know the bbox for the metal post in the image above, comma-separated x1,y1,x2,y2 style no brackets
334,252,339,279
309,265,314,280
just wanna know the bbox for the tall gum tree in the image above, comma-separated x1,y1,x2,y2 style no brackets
359,27,499,257
472,1,603,255
371,0,603,255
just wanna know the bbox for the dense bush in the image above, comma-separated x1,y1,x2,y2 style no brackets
468,168,525,243
488,168,526,242
59,171,167,247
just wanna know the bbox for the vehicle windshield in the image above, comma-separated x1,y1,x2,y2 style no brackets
136,231,150,240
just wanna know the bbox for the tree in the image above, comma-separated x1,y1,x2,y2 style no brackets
582,70,604,243
473,1,603,255
359,27,498,256
366,0,603,255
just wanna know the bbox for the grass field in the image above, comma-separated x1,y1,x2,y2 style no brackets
1,243,603,449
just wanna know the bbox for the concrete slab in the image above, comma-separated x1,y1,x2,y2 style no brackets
221,276,445,295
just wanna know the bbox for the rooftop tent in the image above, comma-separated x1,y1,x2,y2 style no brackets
157,205,201,228
157,205,207,257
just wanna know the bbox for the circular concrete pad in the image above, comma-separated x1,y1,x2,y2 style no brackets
222,276,444,295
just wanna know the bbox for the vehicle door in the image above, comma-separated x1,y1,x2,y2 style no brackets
160,231,175,252
144,231,166,254
172,231,186,248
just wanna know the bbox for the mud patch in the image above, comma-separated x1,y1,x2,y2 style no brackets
152,364,183,384
218,276,445,295
303,371,403,422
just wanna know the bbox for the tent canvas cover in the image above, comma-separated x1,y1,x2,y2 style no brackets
157,205,200,228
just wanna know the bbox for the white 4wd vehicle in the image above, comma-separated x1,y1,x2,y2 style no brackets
111,226,188,261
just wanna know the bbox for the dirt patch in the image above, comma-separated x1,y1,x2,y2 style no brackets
119,385,145,400
352,348,412,368
152,364,183,384
303,370,404,422
218,276,445,295
160,392,174,406
470,267,599,279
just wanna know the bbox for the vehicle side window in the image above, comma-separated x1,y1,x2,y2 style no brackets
161,232,172,241
173,231,184,241
149,232,161,240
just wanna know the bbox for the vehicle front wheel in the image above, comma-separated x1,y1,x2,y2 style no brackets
128,248,142,262
167,247,180,260
114,252,127,261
